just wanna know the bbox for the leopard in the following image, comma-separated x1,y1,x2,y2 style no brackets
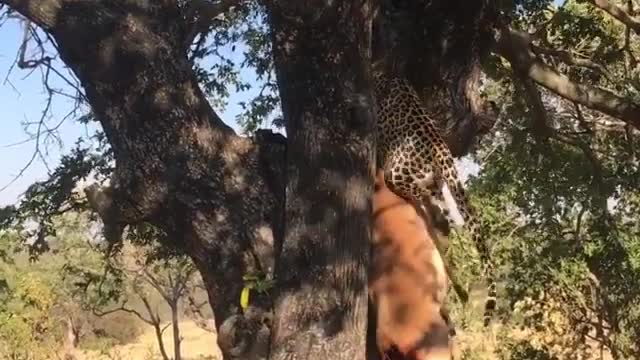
372,70,497,327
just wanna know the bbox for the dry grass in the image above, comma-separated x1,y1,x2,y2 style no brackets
75,320,222,360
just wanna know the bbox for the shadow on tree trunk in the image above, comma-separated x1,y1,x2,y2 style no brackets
3,0,502,358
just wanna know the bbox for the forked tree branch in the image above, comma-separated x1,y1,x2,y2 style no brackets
584,0,640,35
494,28,640,130
93,300,156,326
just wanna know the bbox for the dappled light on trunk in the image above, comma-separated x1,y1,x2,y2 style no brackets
2,0,640,358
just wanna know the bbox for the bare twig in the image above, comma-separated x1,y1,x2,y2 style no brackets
92,300,155,325
142,267,173,304
186,295,215,333
0,84,51,192
0,19,85,193
160,322,172,335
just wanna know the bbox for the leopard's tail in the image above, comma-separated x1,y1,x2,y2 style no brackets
469,218,496,327
447,177,497,327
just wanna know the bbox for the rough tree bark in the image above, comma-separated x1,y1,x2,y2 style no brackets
169,301,182,360
265,0,376,359
2,0,499,359
494,27,640,129
2,1,285,358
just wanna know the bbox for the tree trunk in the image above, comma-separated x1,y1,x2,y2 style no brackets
152,321,171,360
4,1,501,359
3,1,284,357
265,1,376,359
170,302,182,360
63,316,79,360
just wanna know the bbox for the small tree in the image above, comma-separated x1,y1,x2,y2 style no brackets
91,241,201,360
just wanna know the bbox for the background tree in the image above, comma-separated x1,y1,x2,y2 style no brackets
0,214,109,360
441,1,640,358
0,210,217,359
91,242,201,360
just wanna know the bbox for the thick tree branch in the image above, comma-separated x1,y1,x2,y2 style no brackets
183,0,241,49
519,75,552,142
585,0,640,35
0,0,62,29
84,184,125,245
495,28,640,130
532,44,612,81
93,301,156,326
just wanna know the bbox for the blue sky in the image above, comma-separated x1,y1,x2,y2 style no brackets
0,18,253,206
0,19,91,205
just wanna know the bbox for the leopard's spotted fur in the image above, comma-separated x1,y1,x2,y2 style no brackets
373,71,497,326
